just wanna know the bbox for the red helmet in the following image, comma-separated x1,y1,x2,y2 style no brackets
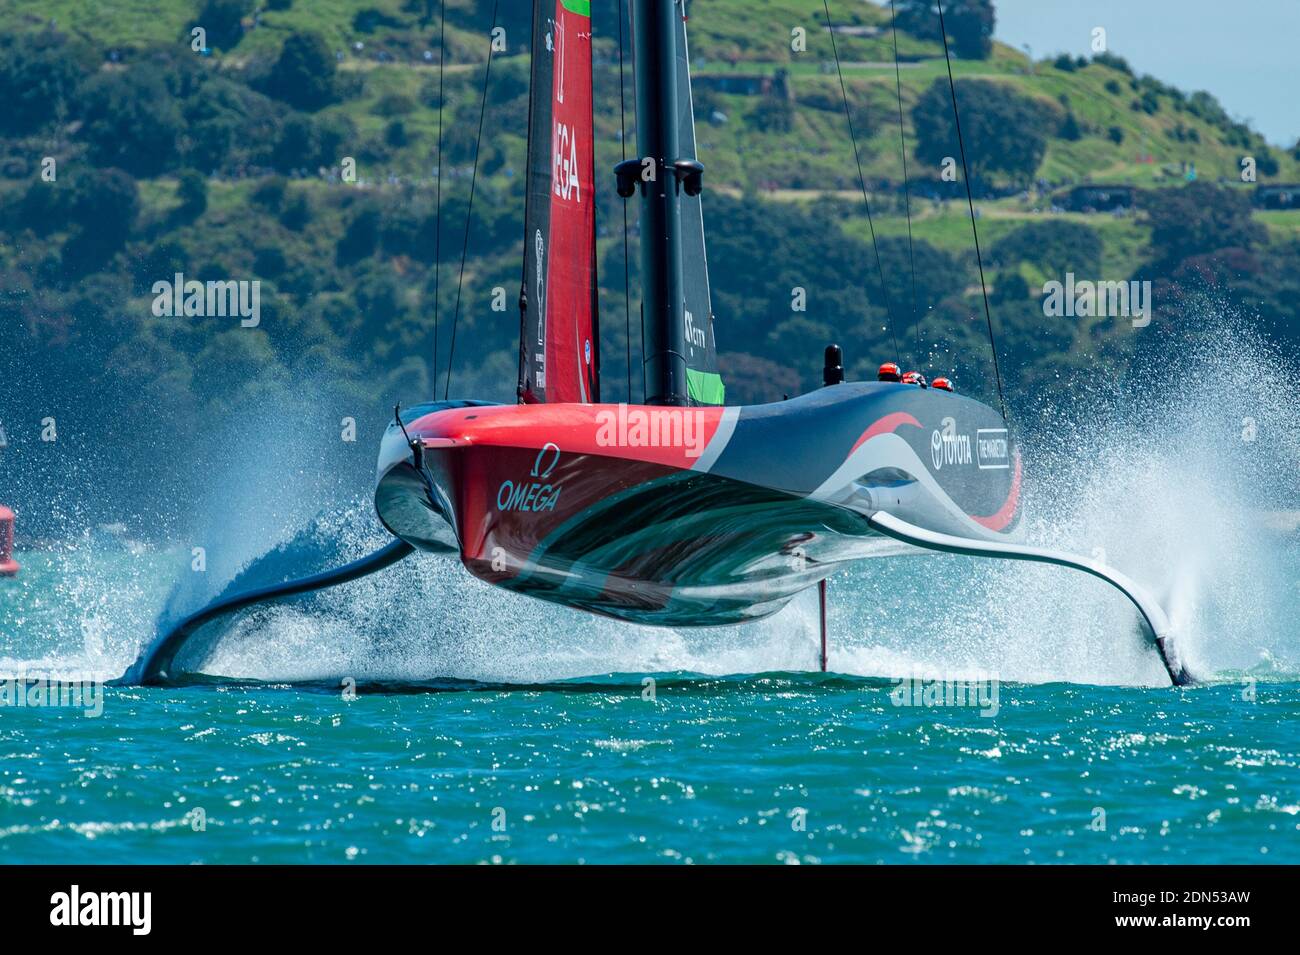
932,377,954,392
877,362,902,383
902,371,928,388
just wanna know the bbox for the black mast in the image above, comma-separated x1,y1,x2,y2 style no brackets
631,0,689,406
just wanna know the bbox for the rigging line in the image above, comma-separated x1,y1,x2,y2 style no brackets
822,0,900,365
515,1,539,403
935,0,1008,420
444,0,499,400
617,0,634,402
432,0,447,397
888,0,921,366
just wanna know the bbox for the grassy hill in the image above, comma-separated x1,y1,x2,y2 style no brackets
3,0,1298,450
17,0,1298,185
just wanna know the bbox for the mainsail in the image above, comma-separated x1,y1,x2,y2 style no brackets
518,0,600,404
673,1,724,406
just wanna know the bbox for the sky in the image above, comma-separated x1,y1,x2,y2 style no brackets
991,0,1300,147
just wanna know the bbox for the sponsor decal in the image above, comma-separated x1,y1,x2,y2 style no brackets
534,230,545,344
553,120,582,202
532,442,561,479
930,417,972,470
532,230,546,391
976,428,1010,470
497,443,562,513
683,309,706,350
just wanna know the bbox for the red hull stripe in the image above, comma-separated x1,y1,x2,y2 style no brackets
971,452,1023,531
848,411,922,456
412,403,728,471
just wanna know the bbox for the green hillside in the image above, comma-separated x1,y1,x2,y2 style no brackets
3,0,1299,448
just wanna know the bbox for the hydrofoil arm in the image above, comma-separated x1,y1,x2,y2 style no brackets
117,539,415,686
866,511,1193,686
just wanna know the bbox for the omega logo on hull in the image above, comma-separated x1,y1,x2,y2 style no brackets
498,443,563,513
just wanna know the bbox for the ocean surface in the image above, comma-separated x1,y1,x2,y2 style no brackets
2,672,1299,864
1,529,1297,865
1,330,1297,864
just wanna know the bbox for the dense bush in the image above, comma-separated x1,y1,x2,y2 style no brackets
1141,182,1265,269
175,170,209,220
193,0,254,52
990,220,1104,278
893,0,995,59
0,31,96,136
266,32,338,111
271,112,355,174
912,79,1055,185
61,169,141,275
79,66,185,176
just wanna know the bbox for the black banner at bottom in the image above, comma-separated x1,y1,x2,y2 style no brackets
0,865,1289,939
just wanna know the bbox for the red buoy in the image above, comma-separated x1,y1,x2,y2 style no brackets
0,506,18,577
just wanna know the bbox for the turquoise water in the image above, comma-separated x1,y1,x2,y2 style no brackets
2,674,1298,864
1,532,1297,865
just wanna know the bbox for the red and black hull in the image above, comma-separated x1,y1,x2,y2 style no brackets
376,384,1021,626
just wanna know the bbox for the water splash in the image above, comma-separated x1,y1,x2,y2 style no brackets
2,314,1296,686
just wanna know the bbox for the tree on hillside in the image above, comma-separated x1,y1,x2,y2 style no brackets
70,170,140,242
5,179,68,237
991,221,1104,278
1140,182,1265,269
894,0,996,59
175,170,208,221
912,79,1054,185
337,202,382,265
0,31,96,136
271,112,355,174
991,271,1030,304
62,169,141,276
194,0,254,52
266,33,337,111
79,67,184,176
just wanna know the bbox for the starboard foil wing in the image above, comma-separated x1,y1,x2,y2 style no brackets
518,0,600,405
866,511,1194,687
